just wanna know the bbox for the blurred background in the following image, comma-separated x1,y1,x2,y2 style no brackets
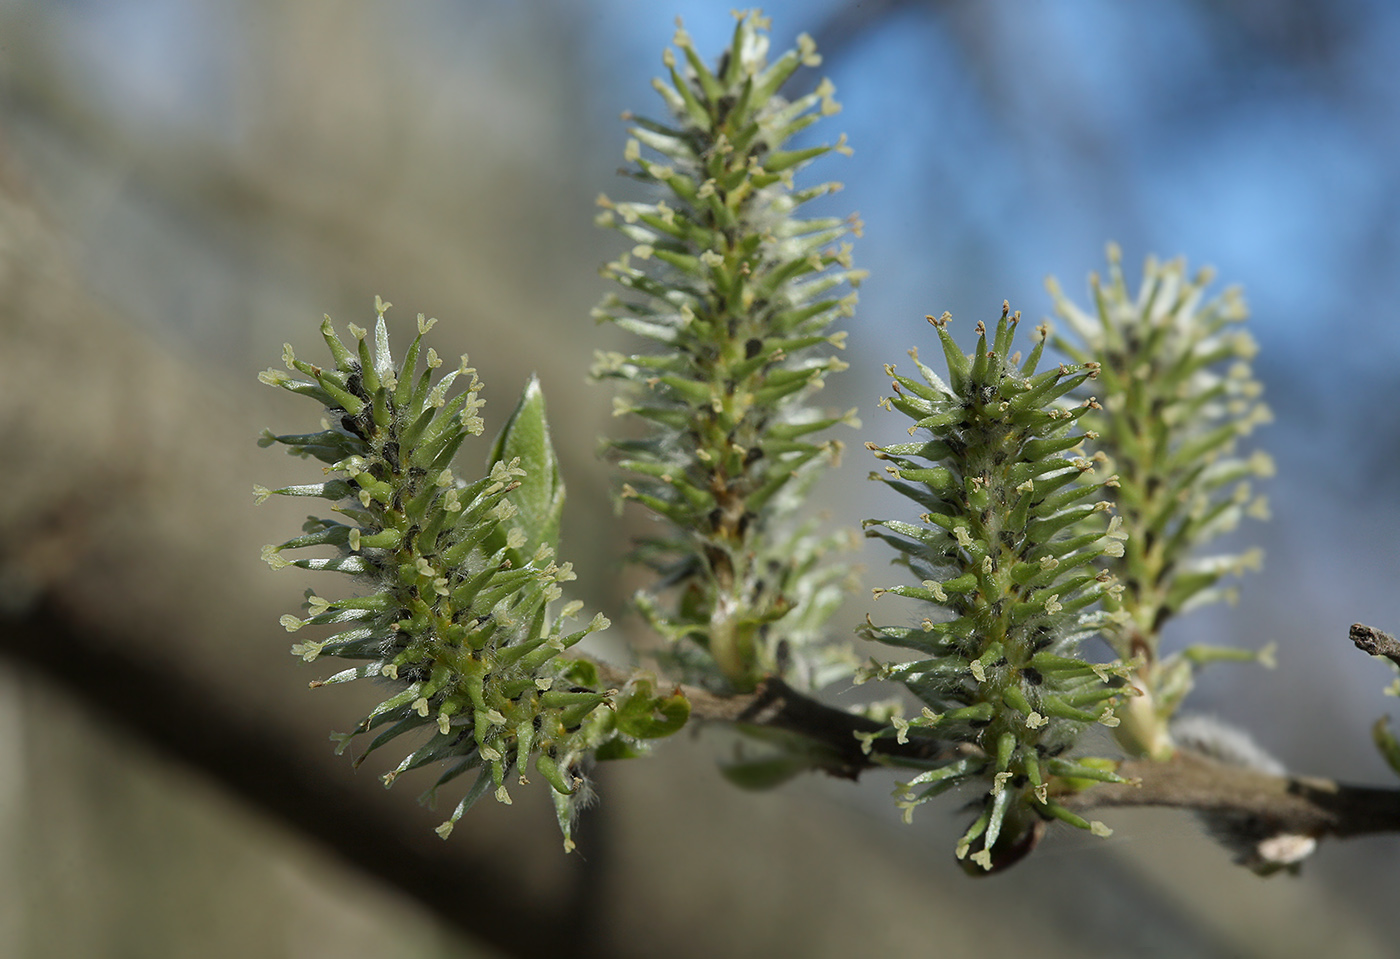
1,0,1399,956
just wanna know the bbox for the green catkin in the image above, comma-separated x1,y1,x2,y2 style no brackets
258,301,685,850
594,11,864,692
1048,246,1272,759
864,305,1125,870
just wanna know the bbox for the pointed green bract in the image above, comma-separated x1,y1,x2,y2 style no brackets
1374,716,1400,780
257,301,682,851
864,305,1125,870
486,375,564,571
594,10,863,692
1048,247,1272,759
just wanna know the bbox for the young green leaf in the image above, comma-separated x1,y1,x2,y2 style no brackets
486,375,565,570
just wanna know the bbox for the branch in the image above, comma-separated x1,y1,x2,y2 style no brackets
594,662,961,777
1351,622,1400,668
614,655,1400,855
1064,750,1400,840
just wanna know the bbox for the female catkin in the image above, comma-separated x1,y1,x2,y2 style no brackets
594,11,864,692
258,300,684,849
863,305,1129,870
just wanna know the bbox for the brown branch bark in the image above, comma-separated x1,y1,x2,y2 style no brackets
1351,622,1400,668
595,663,959,777
635,648,1400,849
1066,751,1400,839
